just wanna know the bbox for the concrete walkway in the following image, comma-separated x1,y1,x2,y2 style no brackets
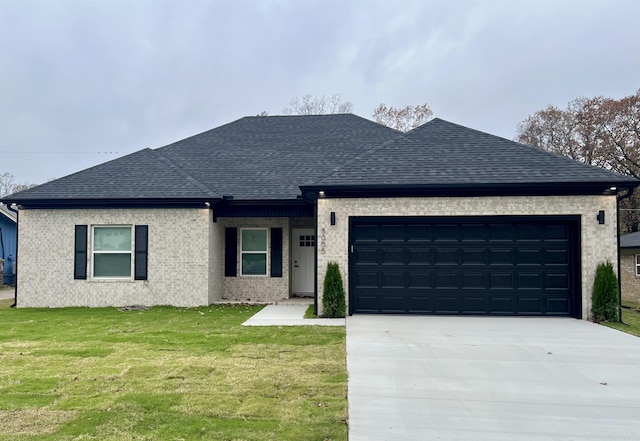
242,304,345,326
347,315,640,441
0,285,14,300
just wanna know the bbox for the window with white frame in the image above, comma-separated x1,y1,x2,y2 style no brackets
241,228,268,276
92,226,133,278
636,255,640,276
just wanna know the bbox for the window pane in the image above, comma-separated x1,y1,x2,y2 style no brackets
242,253,267,275
242,230,267,251
94,227,132,251
94,253,131,277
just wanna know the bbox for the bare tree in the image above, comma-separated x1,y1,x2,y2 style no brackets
0,172,36,197
372,103,433,132
516,89,640,232
283,94,353,115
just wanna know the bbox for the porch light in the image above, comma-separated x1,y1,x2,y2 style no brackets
330,212,336,225
597,210,605,225
318,191,326,197
610,187,617,191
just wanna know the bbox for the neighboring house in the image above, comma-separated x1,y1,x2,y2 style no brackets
0,203,17,285
619,232,640,304
1,115,638,320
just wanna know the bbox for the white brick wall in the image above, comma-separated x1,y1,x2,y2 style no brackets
317,195,618,320
18,208,212,307
219,218,290,301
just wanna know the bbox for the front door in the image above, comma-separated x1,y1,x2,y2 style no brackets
292,228,315,296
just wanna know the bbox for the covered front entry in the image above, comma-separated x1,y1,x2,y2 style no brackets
349,216,580,316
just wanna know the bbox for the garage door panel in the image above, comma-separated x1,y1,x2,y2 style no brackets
461,272,486,289
407,271,432,288
381,271,405,288
517,272,543,289
406,225,431,241
544,249,569,265
435,272,459,289
434,248,459,265
460,224,487,242
381,248,405,265
350,217,578,316
516,248,543,265
546,273,569,289
546,297,570,314
461,248,486,265
460,296,487,313
353,271,379,288
380,225,404,242
407,248,432,265
489,272,514,289
433,224,459,241
488,248,514,265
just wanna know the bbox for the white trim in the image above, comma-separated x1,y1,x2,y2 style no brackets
240,228,269,276
635,254,640,277
91,225,134,280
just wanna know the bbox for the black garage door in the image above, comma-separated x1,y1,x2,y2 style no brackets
349,216,580,317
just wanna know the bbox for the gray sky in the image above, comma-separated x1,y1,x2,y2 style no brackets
1,0,639,185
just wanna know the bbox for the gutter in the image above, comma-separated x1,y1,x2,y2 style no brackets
7,204,18,308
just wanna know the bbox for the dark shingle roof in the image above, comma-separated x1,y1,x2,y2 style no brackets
3,115,637,205
310,118,639,187
6,149,218,201
6,114,401,202
621,232,640,248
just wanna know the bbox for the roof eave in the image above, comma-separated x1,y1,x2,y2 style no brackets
301,181,637,200
3,198,217,209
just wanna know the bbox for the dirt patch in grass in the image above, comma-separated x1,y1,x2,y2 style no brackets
0,409,77,435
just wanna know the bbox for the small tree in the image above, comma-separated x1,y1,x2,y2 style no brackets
323,262,346,318
592,260,619,322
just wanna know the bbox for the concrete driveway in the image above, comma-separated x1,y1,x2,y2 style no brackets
347,316,640,441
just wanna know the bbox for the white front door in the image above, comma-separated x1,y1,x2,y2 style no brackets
292,228,315,295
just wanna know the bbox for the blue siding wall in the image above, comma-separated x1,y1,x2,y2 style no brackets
0,215,17,284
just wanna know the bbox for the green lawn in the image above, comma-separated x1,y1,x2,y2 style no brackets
0,303,347,440
603,302,640,337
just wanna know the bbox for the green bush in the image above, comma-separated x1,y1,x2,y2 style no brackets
322,262,346,318
592,260,619,322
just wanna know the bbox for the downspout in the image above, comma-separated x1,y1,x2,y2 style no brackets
617,188,635,324
313,198,318,316
8,204,18,308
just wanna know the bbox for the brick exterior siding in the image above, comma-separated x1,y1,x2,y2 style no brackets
620,250,640,304
17,208,212,307
316,195,618,320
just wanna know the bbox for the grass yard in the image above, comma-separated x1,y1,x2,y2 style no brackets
0,303,347,441
603,301,640,337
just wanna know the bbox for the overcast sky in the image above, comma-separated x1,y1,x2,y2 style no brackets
1,0,639,185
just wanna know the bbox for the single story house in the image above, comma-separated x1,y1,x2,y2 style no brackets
2,114,638,319
0,203,17,285
619,231,640,304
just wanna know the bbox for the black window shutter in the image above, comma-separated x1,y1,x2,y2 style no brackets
134,225,148,280
270,227,283,278
74,225,88,280
225,227,237,277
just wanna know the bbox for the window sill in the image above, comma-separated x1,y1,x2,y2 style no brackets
89,278,136,283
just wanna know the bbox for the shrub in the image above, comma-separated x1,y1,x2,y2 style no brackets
592,260,619,322
323,262,346,318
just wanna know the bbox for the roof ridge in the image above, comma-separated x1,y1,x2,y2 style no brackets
306,131,409,186
144,149,220,198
